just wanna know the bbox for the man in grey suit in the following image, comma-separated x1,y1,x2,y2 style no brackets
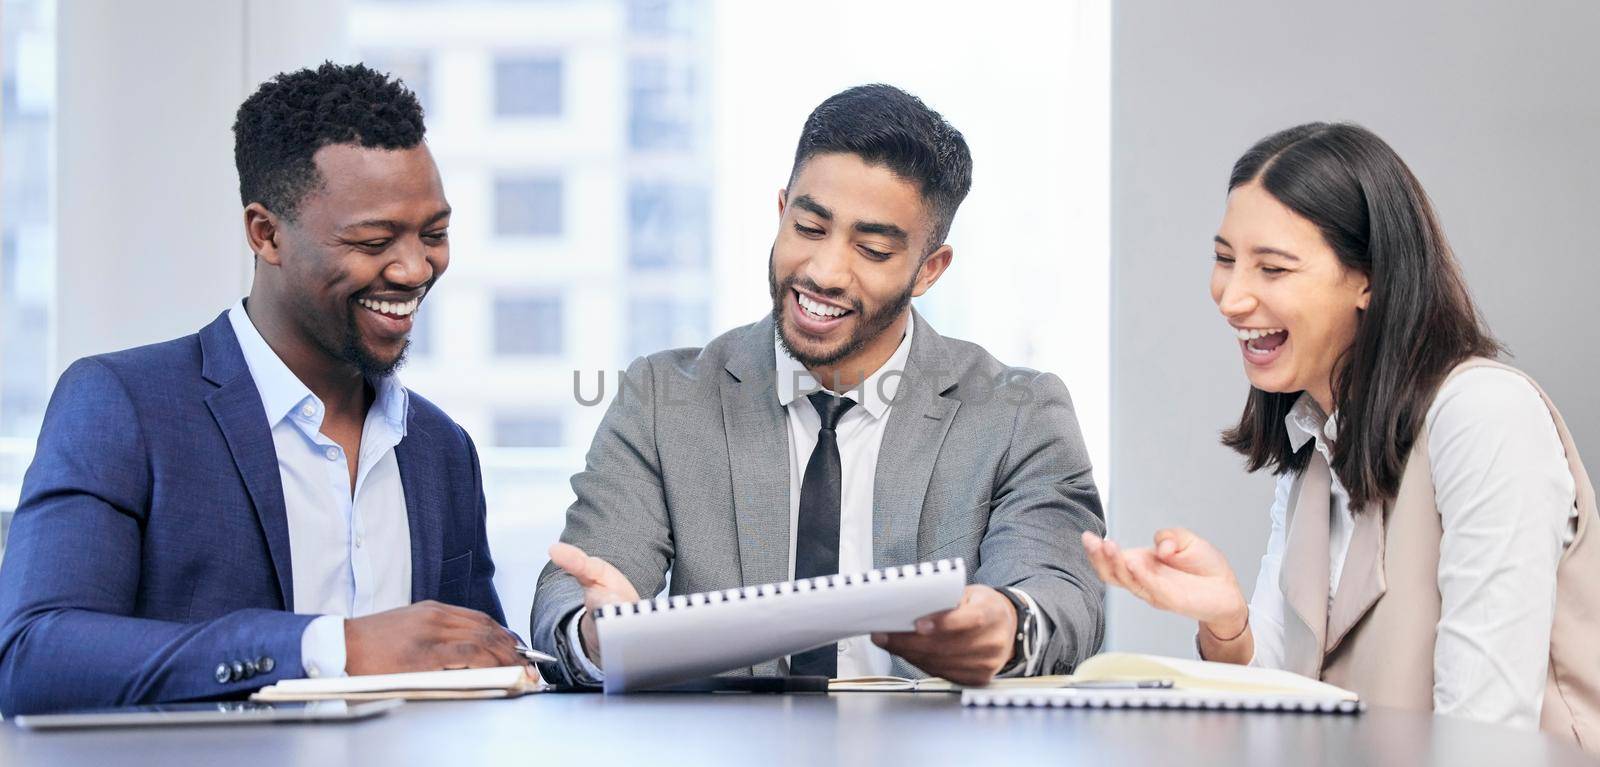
532,84,1105,687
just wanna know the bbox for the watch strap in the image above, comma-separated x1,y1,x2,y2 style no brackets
995,587,1035,675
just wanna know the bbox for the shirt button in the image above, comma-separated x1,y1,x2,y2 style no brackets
324,446,339,461
300,403,316,419
354,534,364,548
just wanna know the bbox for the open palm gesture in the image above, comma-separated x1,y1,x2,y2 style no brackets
1081,528,1247,627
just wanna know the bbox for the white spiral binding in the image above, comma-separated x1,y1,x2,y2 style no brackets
961,690,1362,713
596,558,965,620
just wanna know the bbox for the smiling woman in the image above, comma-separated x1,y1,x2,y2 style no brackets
1215,123,1498,505
1210,182,1373,444
1085,122,1600,748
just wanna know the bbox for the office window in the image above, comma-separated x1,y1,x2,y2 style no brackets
628,57,696,151
628,183,708,270
494,295,563,356
2,0,57,553
494,175,563,238
349,0,1109,625
494,55,563,118
493,414,564,448
628,296,708,360
627,0,694,36
361,49,433,117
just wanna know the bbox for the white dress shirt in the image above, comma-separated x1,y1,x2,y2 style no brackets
1245,367,1578,729
228,300,414,678
775,323,914,677
563,320,1046,682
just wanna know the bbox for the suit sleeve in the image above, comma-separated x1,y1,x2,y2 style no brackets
973,371,1106,674
529,356,672,685
0,359,316,716
462,430,508,627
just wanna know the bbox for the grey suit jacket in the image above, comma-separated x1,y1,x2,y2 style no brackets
530,310,1106,684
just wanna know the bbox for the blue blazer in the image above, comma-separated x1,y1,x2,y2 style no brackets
0,312,505,715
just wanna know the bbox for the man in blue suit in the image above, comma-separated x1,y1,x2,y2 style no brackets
0,63,522,716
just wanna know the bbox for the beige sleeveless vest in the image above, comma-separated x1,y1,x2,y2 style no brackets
1279,358,1600,750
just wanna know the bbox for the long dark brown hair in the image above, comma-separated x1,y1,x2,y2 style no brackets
1220,123,1501,508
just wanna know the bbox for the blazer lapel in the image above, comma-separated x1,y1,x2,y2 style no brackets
721,318,792,588
1280,452,1332,678
1325,501,1387,655
199,313,295,610
394,431,443,602
877,311,959,568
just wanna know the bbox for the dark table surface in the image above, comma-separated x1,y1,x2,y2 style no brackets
2,691,1595,766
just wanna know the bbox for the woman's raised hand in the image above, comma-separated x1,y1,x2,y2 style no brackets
1081,528,1249,630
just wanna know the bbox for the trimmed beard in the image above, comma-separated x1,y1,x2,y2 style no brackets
768,246,916,372
339,305,410,380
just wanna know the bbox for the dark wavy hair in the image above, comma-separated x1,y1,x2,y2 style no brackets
233,61,425,220
1220,122,1501,508
789,84,973,253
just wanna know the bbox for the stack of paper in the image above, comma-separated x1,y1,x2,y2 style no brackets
252,666,545,702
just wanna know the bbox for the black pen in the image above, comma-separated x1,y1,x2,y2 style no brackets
1065,679,1174,690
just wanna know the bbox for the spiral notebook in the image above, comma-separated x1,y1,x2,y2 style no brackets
960,653,1362,713
596,558,967,693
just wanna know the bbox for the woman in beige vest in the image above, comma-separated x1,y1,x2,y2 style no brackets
1084,122,1599,749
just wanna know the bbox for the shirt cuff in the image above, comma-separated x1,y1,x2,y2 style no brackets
562,606,605,684
998,587,1051,677
300,615,348,679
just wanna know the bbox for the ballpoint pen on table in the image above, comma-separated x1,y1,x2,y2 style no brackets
515,644,559,664
1064,679,1175,690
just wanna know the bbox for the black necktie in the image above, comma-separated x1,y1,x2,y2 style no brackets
790,391,857,678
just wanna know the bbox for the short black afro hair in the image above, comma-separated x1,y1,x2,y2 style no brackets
233,61,425,220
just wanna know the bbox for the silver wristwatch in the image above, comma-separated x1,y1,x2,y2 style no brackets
997,587,1037,674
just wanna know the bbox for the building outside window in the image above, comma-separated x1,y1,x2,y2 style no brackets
350,1,718,623
626,296,708,360
493,414,565,449
363,49,433,116
627,182,707,270
493,295,564,356
345,0,1108,626
494,55,563,118
494,175,564,237
0,0,1107,628
627,56,696,152
1,0,57,553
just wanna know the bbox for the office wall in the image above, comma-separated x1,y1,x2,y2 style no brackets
1109,0,1600,654
55,0,345,371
